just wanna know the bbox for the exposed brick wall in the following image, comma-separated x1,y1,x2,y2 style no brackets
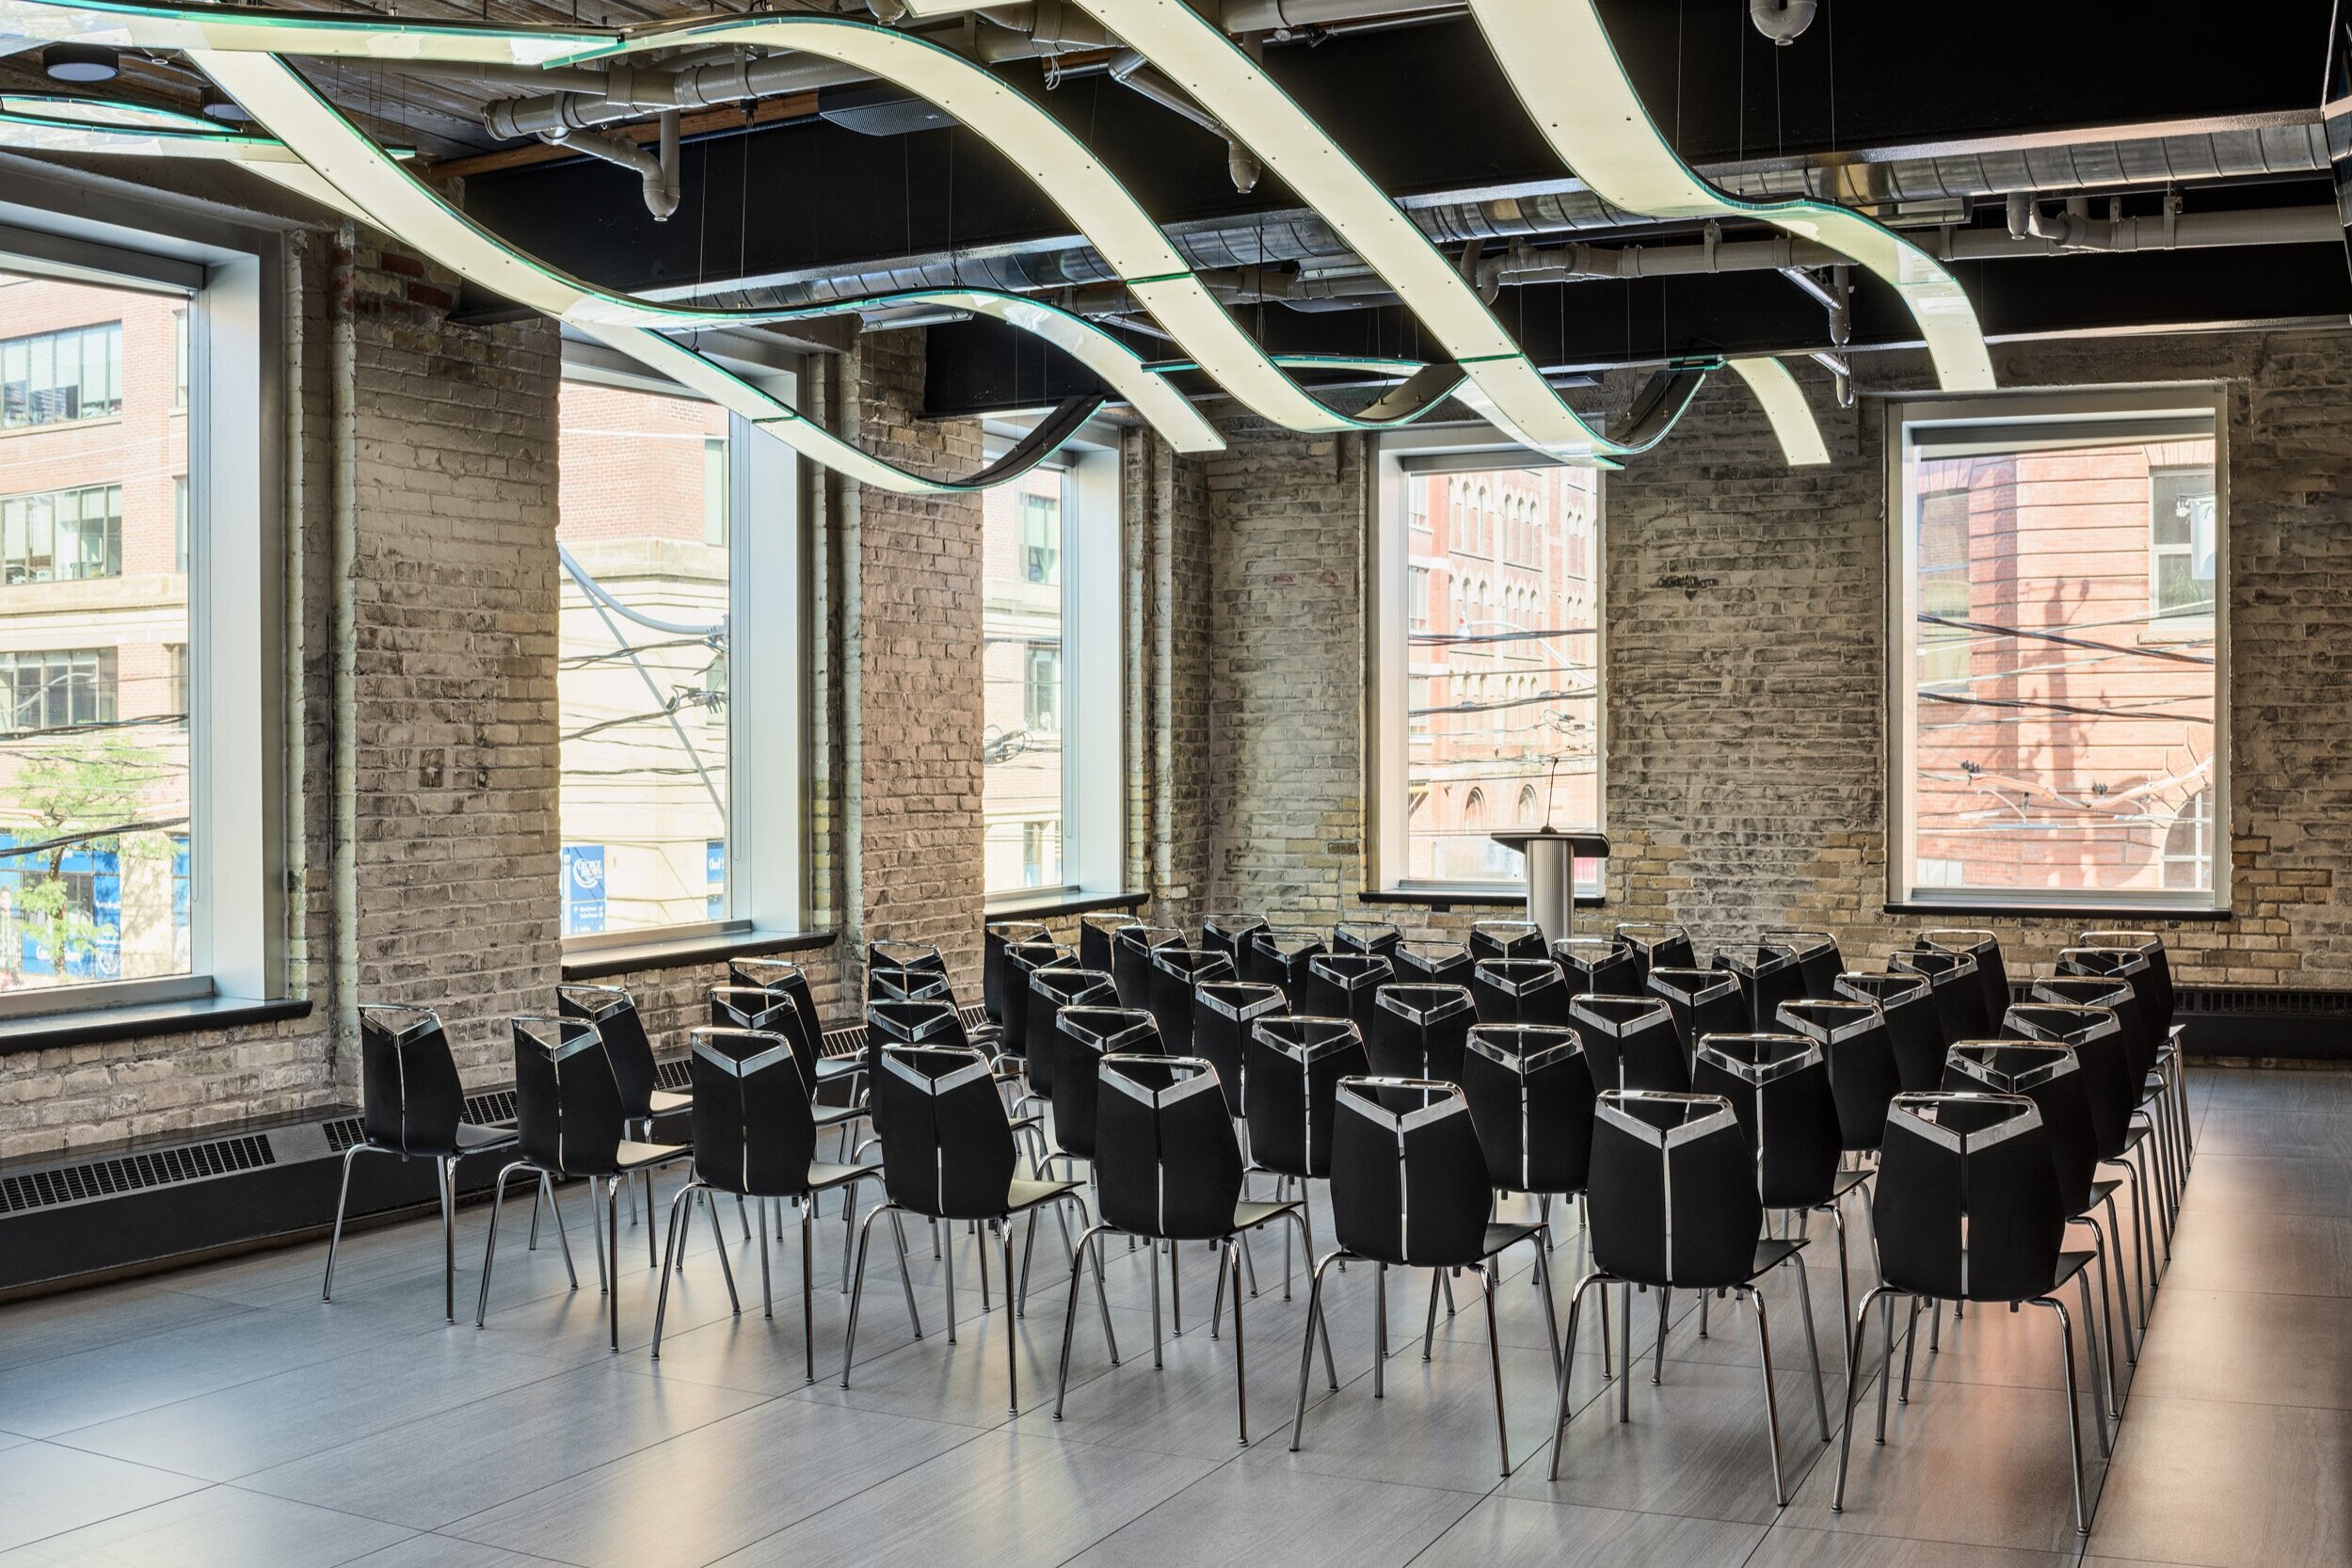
1123,428,1215,928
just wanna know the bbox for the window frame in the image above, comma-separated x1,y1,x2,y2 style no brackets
1370,428,1608,899
1884,386,2232,916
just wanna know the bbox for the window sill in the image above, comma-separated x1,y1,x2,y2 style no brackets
1884,901,2232,922
984,888,1150,920
0,995,312,1058
1360,888,1607,911
560,927,837,982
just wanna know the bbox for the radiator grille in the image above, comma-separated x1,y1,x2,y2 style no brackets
1,1133,277,1215
2179,986,2352,1016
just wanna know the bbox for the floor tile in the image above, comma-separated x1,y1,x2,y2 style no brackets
2125,1288,2352,1409
0,1286,256,1374
1410,1495,1767,1568
0,1442,209,1555
336,1540,578,1568
2086,1395,2352,1568
2161,1210,2352,1299
0,1488,413,1568
2172,1155,2352,1220
1746,1524,2080,1568
1060,1464,1476,1568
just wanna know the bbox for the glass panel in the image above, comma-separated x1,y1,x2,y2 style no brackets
555,378,731,936
1405,464,1601,883
0,267,190,994
984,466,1066,893
1905,429,2220,899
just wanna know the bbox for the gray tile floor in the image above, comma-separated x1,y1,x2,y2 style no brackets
1,1066,2344,1568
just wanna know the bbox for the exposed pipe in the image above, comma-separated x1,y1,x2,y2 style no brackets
1749,0,1819,46
280,230,310,1013
1106,48,1261,193
538,114,680,220
328,221,359,1075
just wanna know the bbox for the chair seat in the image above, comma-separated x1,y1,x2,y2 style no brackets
815,1056,860,1080
808,1160,877,1192
648,1089,692,1116
1233,1198,1303,1232
1828,1166,1873,1201
616,1139,690,1172
453,1122,518,1153
1005,1176,1085,1213
968,1022,1004,1047
1481,1221,1544,1258
2052,1249,2097,1289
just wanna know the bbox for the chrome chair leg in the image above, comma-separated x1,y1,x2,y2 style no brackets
840,1202,894,1385
1749,1285,1789,1508
1651,1285,1670,1384
1227,1240,1249,1446
2075,1270,2113,1459
650,1182,696,1359
475,1160,526,1328
605,1176,624,1352
1482,1257,1512,1477
2027,1296,2092,1536
1289,1250,1347,1452
800,1200,818,1384
1833,1283,1897,1513
1053,1224,1116,1420
438,1156,457,1324
1000,1219,1021,1416
1790,1245,1831,1442
321,1143,366,1303
1547,1271,1608,1482
540,1175,578,1288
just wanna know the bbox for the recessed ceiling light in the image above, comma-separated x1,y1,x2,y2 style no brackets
200,87,251,123
41,42,120,84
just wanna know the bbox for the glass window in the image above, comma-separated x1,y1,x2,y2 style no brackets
1020,491,1060,584
2,320,122,428
556,378,733,936
3,484,122,583
1893,395,2225,907
172,308,187,409
985,465,1071,893
1378,452,1604,890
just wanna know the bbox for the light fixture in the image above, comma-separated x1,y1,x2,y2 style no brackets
40,41,118,82
1722,358,1832,466
200,86,250,124
1463,0,1996,393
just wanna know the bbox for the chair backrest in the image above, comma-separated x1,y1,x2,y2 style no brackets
998,938,1075,1060
2003,1001,2138,1158
1192,980,1285,1116
983,920,1051,1024
1051,1005,1162,1160
869,938,949,980
1613,923,1696,983
1467,920,1548,961
1367,983,1478,1080
511,1015,625,1177
1334,920,1403,956
1199,912,1269,963
1331,1077,1493,1268
728,959,827,1066
1080,912,1144,973
1876,1092,2065,1304
1889,946,1991,1042
710,985,818,1092
1833,969,1946,1091
2054,947,2162,1075
357,1004,467,1157
2028,973,2145,1076
1588,1090,1762,1288
1712,944,1806,1030
864,998,968,1096
872,1044,1017,1220
555,984,658,1121
2081,929,2172,1035
1778,997,1902,1153
1147,946,1239,1053
688,1027,817,1198
1298,952,1394,1031
1690,1032,1842,1210
1568,992,1686,1092
1646,967,1748,1058
1943,1041,2100,1217
1026,967,1118,1097
1461,1023,1594,1195
1241,926,1327,991
868,964,955,1007
1469,958,1575,1027
1760,929,1844,999
1552,936,1641,997
1917,928,2012,1037
1112,924,1186,1008
1096,1055,1245,1240
1243,1015,1368,1179
1392,939,1476,988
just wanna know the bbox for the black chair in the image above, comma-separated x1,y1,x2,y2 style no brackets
726,959,846,1098
651,1028,886,1381
1646,967,1747,1061
1778,998,1903,1156
1469,957,1575,1027
998,938,1076,1079
1761,929,1844,999
1334,920,1403,957
478,1016,699,1352
1080,912,1144,974
1468,920,1549,961
1553,936,1640,998
869,937,949,980
1713,944,1807,1031
1548,1090,1823,1502
1200,912,1269,965
1026,967,1117,1103
1692,1032,1870,1351
2076,929,2186,1170
1147,946,1239,1056
868,963,954,1007
1243,1015,1365,1289
325,1004,520,1322
1393,939,1476,988
1916,929,2012,1039
1889,946,1990,1043
1297,952,1394,1032
1291,1077,1558,1476
1367,984,1478,1081
1056,1054,1315,1442
713,985,862,1136
1112,924,1186,1009
1613,923,1696,984
1834,1092,2108,1536
557,984,692,1258
1048,1006,1164,1175
843,1044,1097,1412
864,998,968,1096
1241,926,1327,993
983,920,1051,1026
2056,946,2185,1213
1461,1024,1601,1262
1192,981,1285,1118
1568,992,1687,1092
1833,970,1946,1093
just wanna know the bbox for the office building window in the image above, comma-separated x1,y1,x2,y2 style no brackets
1892,392,2226,908
3,484,123,584
2,320,122,428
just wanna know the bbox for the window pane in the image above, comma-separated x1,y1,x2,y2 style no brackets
1403,463,1601,883
0,270,191,993
984,467,1066,892
1903,425,2220,900
556,379,731,935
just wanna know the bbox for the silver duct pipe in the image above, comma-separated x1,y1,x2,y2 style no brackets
539,112,681,220
1105,48,1262,192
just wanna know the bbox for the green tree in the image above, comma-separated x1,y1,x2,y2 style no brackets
3,733,176,984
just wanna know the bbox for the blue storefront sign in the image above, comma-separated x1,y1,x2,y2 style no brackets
563,844,606,936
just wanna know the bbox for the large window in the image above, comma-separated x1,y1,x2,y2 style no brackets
3,320,123,429
4,484,123,583
1375,440,1605,892
1891,392,2227,909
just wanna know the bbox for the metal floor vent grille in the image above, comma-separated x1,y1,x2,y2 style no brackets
2,1133,277,1216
